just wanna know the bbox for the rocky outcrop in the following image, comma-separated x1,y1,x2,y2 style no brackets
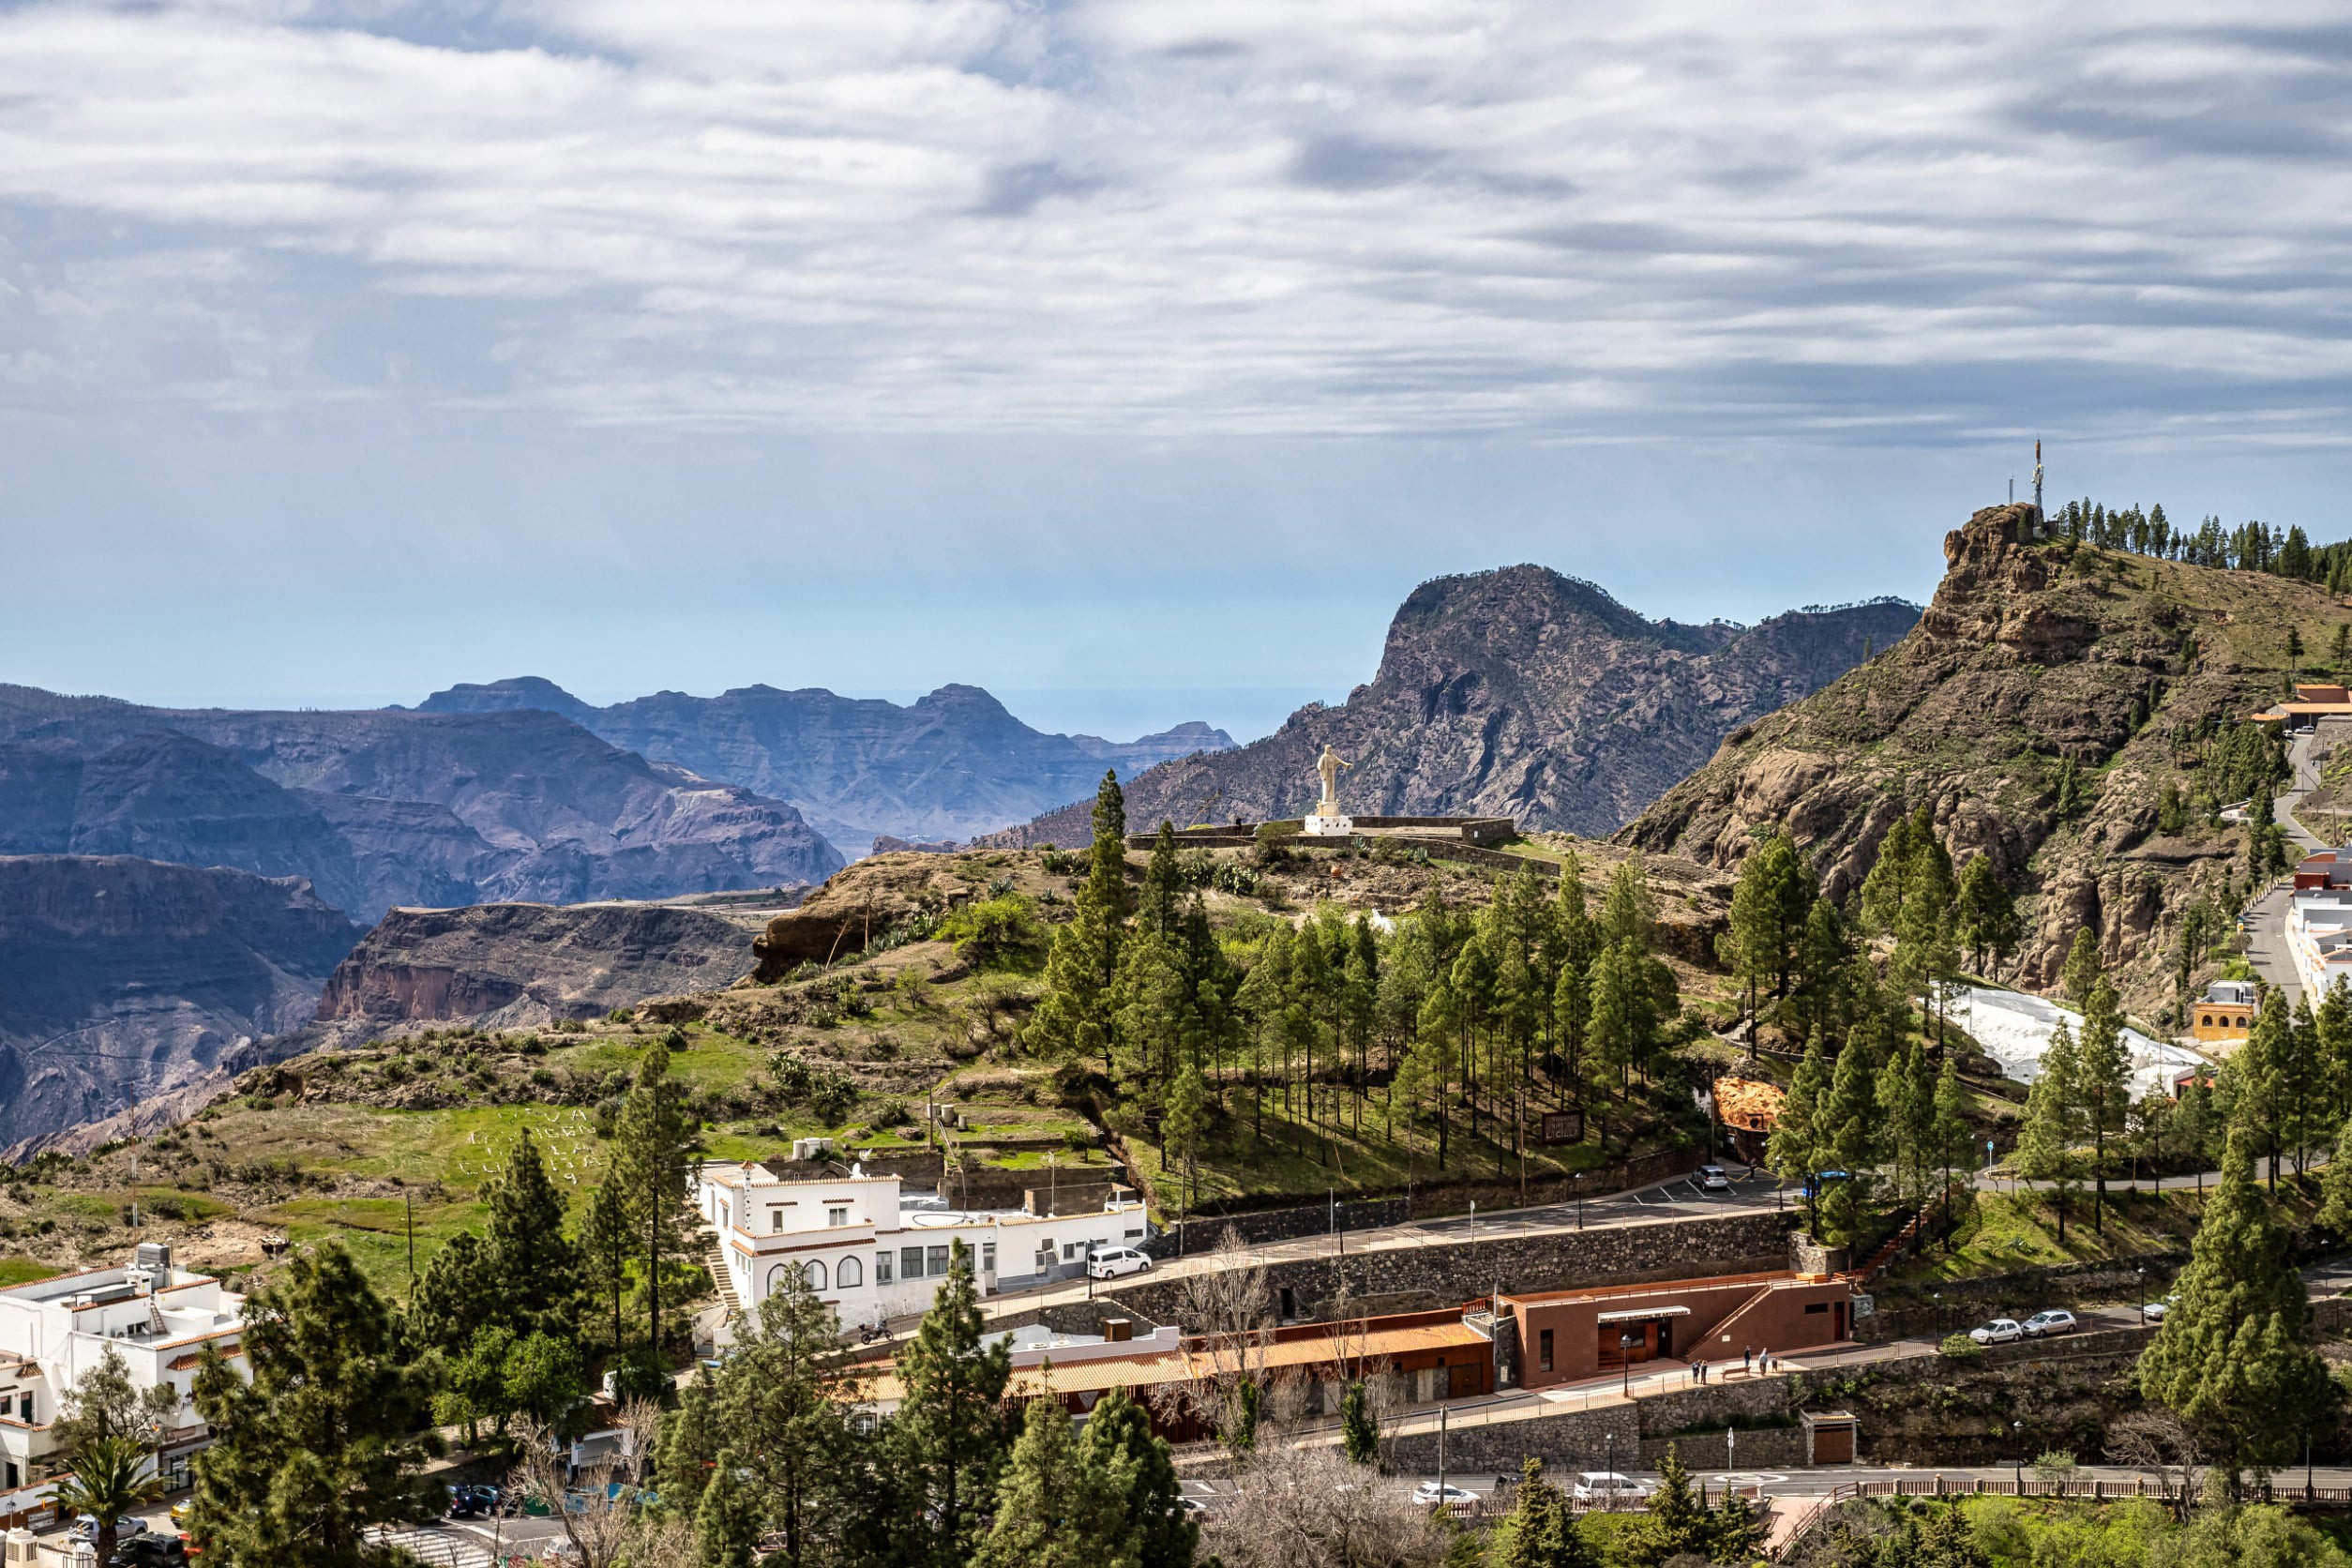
751,852,995,978
417,679,1234,856
1623,504,2322,1005
985,568,1918,847
315,899,786,1032
0,855,363,1148
0,686,844,919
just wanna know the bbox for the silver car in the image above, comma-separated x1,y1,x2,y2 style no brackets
1968,1319,2023,1345
2021,1309,2077,1338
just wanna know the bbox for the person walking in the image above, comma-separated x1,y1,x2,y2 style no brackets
1742,1345,1753,1375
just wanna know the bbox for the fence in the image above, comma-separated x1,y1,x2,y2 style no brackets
1145,1199,1411,1259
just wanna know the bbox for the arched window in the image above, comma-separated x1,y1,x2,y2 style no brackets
837,1256,864,1289
2201,1014,2213,1028
766,1264,792,1299
805,1259,829,1291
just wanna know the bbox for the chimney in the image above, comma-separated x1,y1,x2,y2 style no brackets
1103,1318,1133,1343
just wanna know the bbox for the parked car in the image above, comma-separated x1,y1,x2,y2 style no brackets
1178,1496,1208,1517
1968,1319,2024,1345
2021,1310,2078,1338
1412,1481,1481,1508
168,1501,195,1527
1697,1166,1731,1192
105,1532,188,1568
1087,1245,1153,1279
1572,1472,1652,1505
2142,1292,2179,1321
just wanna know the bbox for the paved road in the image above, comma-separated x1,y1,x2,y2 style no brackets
2244,730,2325,1005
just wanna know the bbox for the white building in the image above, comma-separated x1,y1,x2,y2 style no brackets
2285,886,2352,1001
694,1161,1152,1329
0,1244,247,1493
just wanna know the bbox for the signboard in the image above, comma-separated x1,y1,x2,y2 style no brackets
1539,1109,1585,1146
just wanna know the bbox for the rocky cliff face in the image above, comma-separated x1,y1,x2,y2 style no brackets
1622,504,2316,1003
417,678,1233,855
313,898,782,1032
0,686,844,920
0,855,362,1147
987,566,1918,847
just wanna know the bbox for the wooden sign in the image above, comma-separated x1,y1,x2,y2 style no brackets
1539,1109,1585,1145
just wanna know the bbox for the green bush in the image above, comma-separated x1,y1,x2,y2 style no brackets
937,894,1049,972
1938,1332,1983,1359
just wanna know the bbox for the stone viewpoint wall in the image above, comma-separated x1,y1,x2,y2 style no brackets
1101,1209,1797,1326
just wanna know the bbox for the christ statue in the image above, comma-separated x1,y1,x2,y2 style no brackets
1314,746,1349,811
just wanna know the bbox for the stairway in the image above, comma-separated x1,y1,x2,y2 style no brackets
701,1229,741,1313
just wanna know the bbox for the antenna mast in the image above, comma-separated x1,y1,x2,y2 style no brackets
2032,438,2044,529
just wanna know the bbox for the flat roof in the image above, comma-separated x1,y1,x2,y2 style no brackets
1501,1270,1801,1309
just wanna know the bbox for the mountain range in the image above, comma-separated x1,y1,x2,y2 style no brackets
412,679,1232,855
988,566,1920,846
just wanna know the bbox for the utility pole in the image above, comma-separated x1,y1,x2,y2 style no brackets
406,1191,415,1287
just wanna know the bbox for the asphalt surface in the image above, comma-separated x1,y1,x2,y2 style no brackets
2251,731,2328,1005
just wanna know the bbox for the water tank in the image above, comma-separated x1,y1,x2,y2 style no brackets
4,1528,38,1565
133,1242,173,1273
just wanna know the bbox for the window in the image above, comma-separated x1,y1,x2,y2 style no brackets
771,1210,786,1233
981,1243,996,1275
875,1252,894,1285
838,1256,863,1288
901,1246,925,1281
927,1245,950,1277
767,1264,792,1298
828,1207,850,1229
806,1259,829,1291
1063,1243,1082,1261
1124,1228,1143,1239
1539,1329,1553,1373
1804,1302,1829,1315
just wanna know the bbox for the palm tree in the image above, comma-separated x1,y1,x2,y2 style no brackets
53,1435,161,1562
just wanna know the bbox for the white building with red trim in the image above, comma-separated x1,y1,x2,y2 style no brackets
0,1244,247,1495
694,1161,1151,1329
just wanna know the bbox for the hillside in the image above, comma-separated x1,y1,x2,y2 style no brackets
416,678,1233,854
0,686,843,918
986,566,1918,847
0,856,362,1147
1623,503,2329,1006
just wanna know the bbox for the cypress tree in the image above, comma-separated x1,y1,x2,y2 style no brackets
2018,1018,2085,1243
1340,1380,1377,1465
611,1037,701,1361
1637,1444,1711,1562
2077,978,2133,1234
189,1243,441,1567
2137,1130,2335,1487
893,1241,1013,1567
973,1398,1131,1568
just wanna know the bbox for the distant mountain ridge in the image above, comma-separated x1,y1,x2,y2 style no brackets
986,565,1921,845
415,679,1234,854
0,685,843,921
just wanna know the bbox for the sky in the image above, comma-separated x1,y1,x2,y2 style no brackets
8,2,2352,743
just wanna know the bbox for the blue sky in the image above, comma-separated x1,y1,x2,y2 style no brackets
8,2,2352,743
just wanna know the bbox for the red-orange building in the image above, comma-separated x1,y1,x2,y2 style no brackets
1502,1271,1857,1388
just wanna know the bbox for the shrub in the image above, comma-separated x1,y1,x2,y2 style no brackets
606,1006,635,1024
1937,1332,1983,1359
937,894,1050,972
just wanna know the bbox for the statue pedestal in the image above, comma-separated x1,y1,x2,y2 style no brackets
1303,811,1354,837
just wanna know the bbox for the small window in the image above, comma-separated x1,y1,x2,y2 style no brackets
1539,1329,1553,1372
828,1207,850,1229
982,1243,996,1274
1063,1243,1081,1261
1804,1302,1830,1315
771,1210,785,1234
927,1244,950,1277
1124,1229,1143,1239
901,1245,925,1281
838,1256,864,1289
875,1252,894,1285
806,1259,828,1291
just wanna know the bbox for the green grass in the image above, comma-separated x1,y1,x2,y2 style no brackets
1887,1186,2247,1283
0,1257,59,1288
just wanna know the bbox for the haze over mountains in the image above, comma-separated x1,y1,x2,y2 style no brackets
414,679,1234,855
992,567,1921,846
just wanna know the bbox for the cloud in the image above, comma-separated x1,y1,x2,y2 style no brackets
0,0,2349,447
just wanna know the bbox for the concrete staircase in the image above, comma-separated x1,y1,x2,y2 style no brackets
700,1229,740,1313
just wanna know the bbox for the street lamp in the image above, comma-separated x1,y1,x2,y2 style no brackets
2137,1268,2147,1326
1932,1291,1941,1335
1604,1429,1616,1509
2013,1420,2024,1492
1621,1330,1638,1396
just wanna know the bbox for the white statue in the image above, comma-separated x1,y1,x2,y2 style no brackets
1314,746,1349,812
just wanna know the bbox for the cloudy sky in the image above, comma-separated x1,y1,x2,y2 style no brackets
6,1,2352,740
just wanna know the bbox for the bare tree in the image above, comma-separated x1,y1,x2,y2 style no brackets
2104,1409,2207,1519
506,1398,662,1568
1206,1444,1446,1568
1149,1227,1274,1466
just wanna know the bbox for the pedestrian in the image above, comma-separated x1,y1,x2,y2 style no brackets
1742,1345,1753,1374
1760,1347,1772,1374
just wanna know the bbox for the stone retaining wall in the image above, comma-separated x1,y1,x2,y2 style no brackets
1100,1209,1797,1326
1383,1405,1638,1477
1860,1260,2186,1341
1640,1426,1806,1470
1146,1199,1410,1259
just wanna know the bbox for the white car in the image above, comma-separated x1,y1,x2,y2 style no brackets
1572,1472,1651,1504
2021,1309,2078,1338
1412,1481,1481,1508
1087,1245,1153,1279
1968,1319,2024,1345
2142,1293,2179,1322
1697,1166,1731,1192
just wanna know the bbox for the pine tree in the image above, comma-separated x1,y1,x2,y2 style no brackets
1340,1380,1377,1465
2077,978,2133,1234
1858,810,1922,936
894,1241,1013,1567
1031,772,1133,1079
188,1242,441,1566
1933,1056,1972,1204
2239,989,2293,1187
480,1128,582,1340
2060,927,2103,1008
2320,1118,2352,1237
694,1451,762,1568
1075,1387,1196,1568
2017,1019,2085,1243
1489,1457,1593,1568
611,1037,701,1361
2137,1129,2335,1487
656,1366,724,1514
1771,1034,1829,1229
973,1398,1131,1568
1637,1444,1711,1562
1952,856,2020,977
709,1260,864,1561
579,1164,632,1358
1162,1061,1209,1222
